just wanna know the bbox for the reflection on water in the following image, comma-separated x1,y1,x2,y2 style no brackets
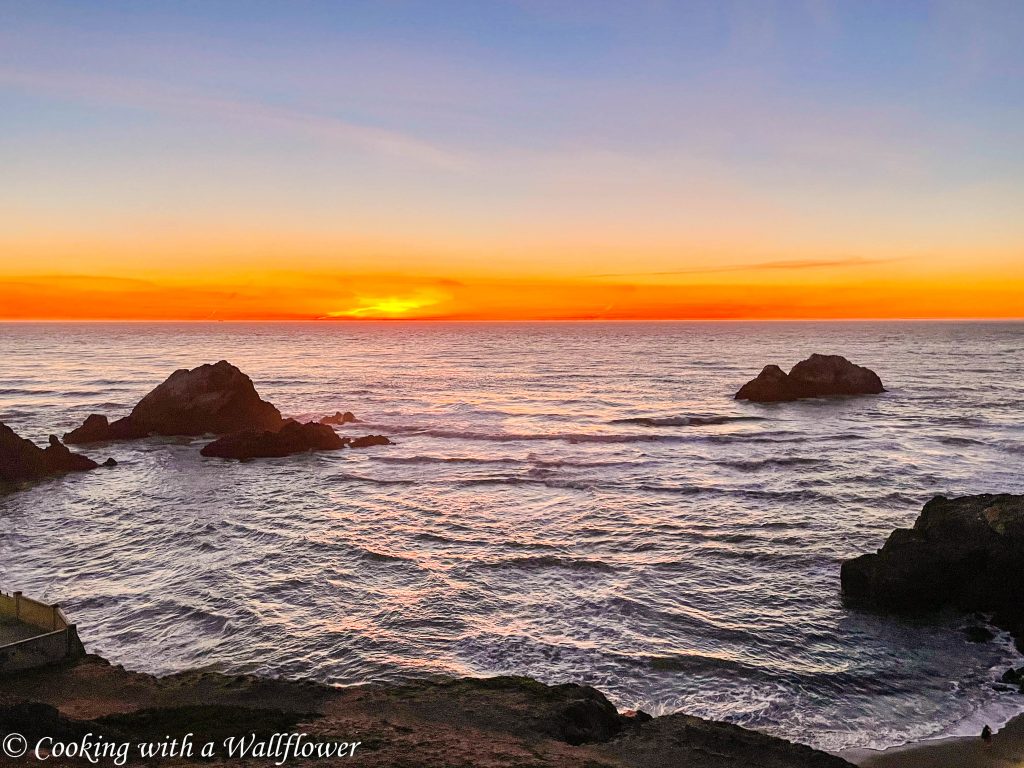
1,321,1023,751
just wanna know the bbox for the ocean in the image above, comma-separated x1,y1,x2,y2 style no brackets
1,320,1022,752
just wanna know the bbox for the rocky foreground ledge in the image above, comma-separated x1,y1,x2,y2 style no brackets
0,655,851,767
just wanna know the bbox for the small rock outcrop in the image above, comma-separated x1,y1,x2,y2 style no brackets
348,434,392,448
200,420,343,459
1,423,100,482
320,411,358,425
64,361,283,443
201,421,393,460
841,494,1024,649
736,354,884,402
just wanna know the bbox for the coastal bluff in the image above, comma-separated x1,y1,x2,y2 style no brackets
1,654,853,768
841,494,1024,649
736,354,884,402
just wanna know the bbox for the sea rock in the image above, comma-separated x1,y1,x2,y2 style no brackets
200,420,343,459
64,361,283,442
1,423,99,482
841,494,1024,649
348,434,393,448
320,411,358,425
735,354,884,402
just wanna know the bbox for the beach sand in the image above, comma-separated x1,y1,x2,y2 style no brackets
846,714,1024,767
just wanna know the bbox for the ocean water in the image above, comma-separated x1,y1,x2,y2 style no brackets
1,321,1023,752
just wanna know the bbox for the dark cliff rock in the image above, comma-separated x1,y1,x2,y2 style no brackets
1,423,99,482
841,494,1024,649
200,420,343,459
64,361,283,443
320,410,358,425
736,354,884,402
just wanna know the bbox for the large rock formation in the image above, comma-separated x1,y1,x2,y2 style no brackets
841,494,1024,648
64,361,283,443
1,423,99,482
736,354,884,402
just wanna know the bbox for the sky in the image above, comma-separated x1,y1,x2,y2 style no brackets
1,0,1022,320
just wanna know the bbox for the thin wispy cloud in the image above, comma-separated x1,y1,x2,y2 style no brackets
587,257,901,279
0,69,465,170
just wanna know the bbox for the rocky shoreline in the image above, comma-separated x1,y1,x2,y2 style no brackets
0,654,853,767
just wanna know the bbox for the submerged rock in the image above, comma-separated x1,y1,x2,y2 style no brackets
735,354,884,402
200,420,343,459
841,494,1024,649
1,423,99,482
64,361,283,442
319,411,358,425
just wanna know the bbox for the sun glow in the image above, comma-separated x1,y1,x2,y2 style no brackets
324,294,444,319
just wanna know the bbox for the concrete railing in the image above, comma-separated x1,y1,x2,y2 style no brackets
0,589,85,674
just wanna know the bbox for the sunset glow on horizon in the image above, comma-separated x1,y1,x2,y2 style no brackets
2,1,1022,321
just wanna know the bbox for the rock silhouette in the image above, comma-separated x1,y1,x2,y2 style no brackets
841,494,1024,650
735,354,884,402
64,361,283,442
1,423,100,482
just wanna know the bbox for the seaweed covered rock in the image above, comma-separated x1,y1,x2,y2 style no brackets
1,423,99,482
841,494,1024,648
64,361,283,442
736,354,884,402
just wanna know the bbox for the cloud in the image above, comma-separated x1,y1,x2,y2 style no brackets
0,69,465,170
587,256,901,279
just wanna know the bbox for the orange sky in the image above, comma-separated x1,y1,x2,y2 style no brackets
2,3,1023,321
2,260,1023,321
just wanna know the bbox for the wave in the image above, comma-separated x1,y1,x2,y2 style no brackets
474,555,617,572
720,457,825,471
372,454,639,469
366,425,675,444
933,436,986,447
611,415,764,427
328,473,416,486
